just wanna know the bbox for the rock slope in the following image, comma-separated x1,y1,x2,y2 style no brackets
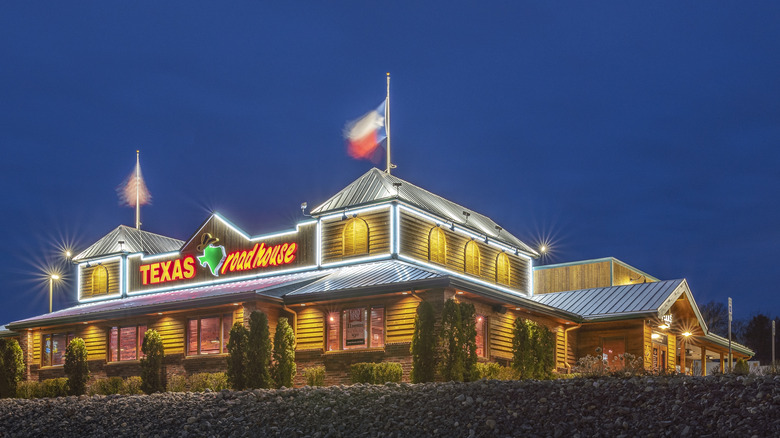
1,375,778,437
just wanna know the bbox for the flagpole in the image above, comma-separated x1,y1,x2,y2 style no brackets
135,150,140,229
385,72,392,174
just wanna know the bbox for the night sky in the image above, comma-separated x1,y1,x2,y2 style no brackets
2,2,779,326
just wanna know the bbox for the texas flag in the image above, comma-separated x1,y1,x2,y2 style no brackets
345,101,386,160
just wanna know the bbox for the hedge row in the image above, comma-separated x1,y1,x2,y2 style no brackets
349,362,403,384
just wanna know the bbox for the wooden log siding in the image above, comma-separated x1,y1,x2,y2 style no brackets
489,312,515,360
152,316,185,355
82,324,107,361
643,322,653,369
321,209,391,264
613,263,655,286
667,334,676,371
385,296,419,344
80,260,121,300
32,330,41,363
399,212,529,292
533,261,612,295
297,307,325,351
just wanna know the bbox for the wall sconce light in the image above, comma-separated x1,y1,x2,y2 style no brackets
301,202,312,217
341,209,348,221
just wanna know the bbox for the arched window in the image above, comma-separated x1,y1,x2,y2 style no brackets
428,226,447,264
496,252,511,285
343,217,369,256
464,240,481,275
91,265,109,296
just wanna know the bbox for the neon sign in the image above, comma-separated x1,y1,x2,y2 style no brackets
220,242,297,275
139,255,196,285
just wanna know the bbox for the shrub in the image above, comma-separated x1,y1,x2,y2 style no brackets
166,374,188,393
15,381,38,399
573,355,604,377
89,377,125,395
140,329,165,394
124,376,143,395
349,362,403,384
476,362,502,380
439,299,465,382
21,378,69,398
272,317,296,388
734,358,750,375
64,338,89,395
0,339,25,398
190,372,228,392
410,300,436,383
246,311,273,389
226,322,249,390
303,366,325,386
512,318,555,380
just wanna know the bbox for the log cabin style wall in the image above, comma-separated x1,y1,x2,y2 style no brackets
320,208,391,264
79,260,121,300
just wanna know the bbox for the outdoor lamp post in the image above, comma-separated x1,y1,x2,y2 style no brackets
49,274,60,313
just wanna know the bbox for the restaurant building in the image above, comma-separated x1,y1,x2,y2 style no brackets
5,168,752,385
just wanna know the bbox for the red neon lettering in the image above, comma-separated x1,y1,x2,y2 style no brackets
183,256,196,279
160,260,172,283
150,264,161,284
221,241,298,274
284,243,297,264
140,265,151,285
221,253,234,275
140,254,199,286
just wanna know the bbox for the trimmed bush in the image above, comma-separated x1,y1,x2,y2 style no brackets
410,300,437,383
272,317,296,388
226,322,249,390
247,311,273,389
512,318,555,380
166,375,188,393
303,366,326,386
0,339,25,398
349,362,403,384
475,362,517,380
140,329,165,394
19,378,69,398
64,338,89,395
89,377,125,395
734,358,750,375
15,381,38,399
190,372,228,392
124,376,143,394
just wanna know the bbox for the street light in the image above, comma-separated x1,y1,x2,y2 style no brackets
49,274,60,313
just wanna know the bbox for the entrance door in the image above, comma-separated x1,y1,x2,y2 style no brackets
602,337,625,370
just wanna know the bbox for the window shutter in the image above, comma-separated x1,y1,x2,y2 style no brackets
464,241,481,275
496,252,511,285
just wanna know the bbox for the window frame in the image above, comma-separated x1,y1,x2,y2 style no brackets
91,264,109,296
428,226,447,264
186,313,234,356
107,324,148,362
342,217,369,257
41,332,75,367
325,305,385,351
495,252,511,285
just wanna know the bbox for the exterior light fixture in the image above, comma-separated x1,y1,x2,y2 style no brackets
232,303,240,306
401,291,408,295
456,291,464,295
658,324,670,330
682,331,692,337
341,209,348,221
301,202,311,217
301,303,306,307
651,333,661,340
157,312,163,315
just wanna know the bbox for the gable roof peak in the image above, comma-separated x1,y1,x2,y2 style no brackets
73,225,184,262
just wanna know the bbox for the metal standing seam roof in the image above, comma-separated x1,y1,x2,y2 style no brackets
73,225,184,261
7,270,330,328
530,279,686,319
310,168,538,256
285,260,447,298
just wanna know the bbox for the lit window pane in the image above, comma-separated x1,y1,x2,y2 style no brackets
187,319,198,355
222,314,233,354
120,326,137,361
370,307,385,348
109,327,118,362
139,326,147,359
327,312,339,351
52,334,67,365
343,308,367,350
200,316,220,354
42,335,52,367
475,315,485,358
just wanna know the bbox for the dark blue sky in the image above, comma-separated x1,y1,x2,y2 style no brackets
2,2,779,325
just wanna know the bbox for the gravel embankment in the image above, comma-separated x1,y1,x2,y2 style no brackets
1,375,778,437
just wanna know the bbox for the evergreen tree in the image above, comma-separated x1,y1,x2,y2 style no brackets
0,339,25,398
410,300,437,383
459,302,478,382
246,311,273,389
512,318,555,380
439,298,464,381
226,322,249,390
140,329,166,394
64,338,89,395
271,317,296,388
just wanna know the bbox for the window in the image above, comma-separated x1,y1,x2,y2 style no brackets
187,314,233,355
108,325,147,362
343,217,369,256
326,306,385,350
496,252,511,285
428,227,447,264
464,240,481,275
91,265,109,296
475,315,486,358
42,333,74,366
602,337,626,370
